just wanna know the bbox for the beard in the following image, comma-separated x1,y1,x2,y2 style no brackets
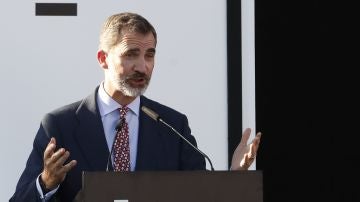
110,71,151,97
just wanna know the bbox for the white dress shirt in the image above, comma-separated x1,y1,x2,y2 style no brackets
97,82,140,171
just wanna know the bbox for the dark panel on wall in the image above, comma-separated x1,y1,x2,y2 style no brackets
35,3,77,16
254,1,359,201
226,0,242,168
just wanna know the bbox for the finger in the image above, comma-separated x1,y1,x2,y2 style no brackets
254,132,262,143
240,128,251,146
48,148,66,165
244,153,253,168
50,137,56,145
250,133,262,157
247,154,255,165
240,153,249,168
52,149,70,168
249,143,257,158
44,138,57,159
61,160,77,173
250,132,261,148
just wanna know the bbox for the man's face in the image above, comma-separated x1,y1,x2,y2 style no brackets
104,31,156,97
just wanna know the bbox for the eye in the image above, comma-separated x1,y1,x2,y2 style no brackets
122,50,139,58
146,49,156,58
124,52,137,57
145,52,155,58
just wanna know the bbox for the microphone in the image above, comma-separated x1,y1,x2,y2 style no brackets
141,106,215,171
106,118,124,171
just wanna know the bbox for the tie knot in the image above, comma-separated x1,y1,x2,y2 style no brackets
120,107,129,118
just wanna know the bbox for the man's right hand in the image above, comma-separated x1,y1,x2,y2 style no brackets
41,137,77,190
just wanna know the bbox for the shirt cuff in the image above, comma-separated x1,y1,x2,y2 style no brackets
36,174,59,201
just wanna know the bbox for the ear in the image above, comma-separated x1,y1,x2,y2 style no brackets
97,50,108,69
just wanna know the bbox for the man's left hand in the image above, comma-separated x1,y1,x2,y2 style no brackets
230,128,262,170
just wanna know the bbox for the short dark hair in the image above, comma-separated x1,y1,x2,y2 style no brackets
99,12,157,52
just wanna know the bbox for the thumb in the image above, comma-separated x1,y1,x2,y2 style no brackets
240,128,251,146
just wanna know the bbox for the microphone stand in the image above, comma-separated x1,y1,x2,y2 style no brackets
141,106,215,171
159,119,215,171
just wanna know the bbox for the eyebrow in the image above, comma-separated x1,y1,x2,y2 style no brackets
147,48,156,54
123,47,155,53
125,48,140,53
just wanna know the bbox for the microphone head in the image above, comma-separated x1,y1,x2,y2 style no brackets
141,106,159,121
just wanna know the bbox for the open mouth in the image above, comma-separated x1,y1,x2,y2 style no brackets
128,77,147,87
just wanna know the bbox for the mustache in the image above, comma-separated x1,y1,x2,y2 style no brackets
126,72,149,81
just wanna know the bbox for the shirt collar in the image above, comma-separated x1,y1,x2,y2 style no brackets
97,82,140,116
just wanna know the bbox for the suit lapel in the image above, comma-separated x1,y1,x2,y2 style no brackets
136,96,166,170
74,87,110,170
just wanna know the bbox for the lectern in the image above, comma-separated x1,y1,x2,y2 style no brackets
76,170,263,202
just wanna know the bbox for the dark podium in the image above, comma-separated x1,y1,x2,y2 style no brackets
77,170,263,202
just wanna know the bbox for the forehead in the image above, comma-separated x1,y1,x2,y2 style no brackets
116,31,156,50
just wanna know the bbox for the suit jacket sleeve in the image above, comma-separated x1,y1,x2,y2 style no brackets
10,114,59,202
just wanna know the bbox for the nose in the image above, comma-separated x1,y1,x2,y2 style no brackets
133,57,147,73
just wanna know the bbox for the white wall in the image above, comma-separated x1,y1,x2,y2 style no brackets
0,0,227,200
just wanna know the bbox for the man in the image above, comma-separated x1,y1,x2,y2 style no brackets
10,12,261,201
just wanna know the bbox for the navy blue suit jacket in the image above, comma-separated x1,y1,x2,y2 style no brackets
10,87,205,202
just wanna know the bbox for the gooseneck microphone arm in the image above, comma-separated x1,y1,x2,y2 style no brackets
159,118,215,171
141,106,215,171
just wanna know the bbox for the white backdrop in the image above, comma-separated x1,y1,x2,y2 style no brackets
0,0,227,200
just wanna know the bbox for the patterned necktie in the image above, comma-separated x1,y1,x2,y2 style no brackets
113,107,130,171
